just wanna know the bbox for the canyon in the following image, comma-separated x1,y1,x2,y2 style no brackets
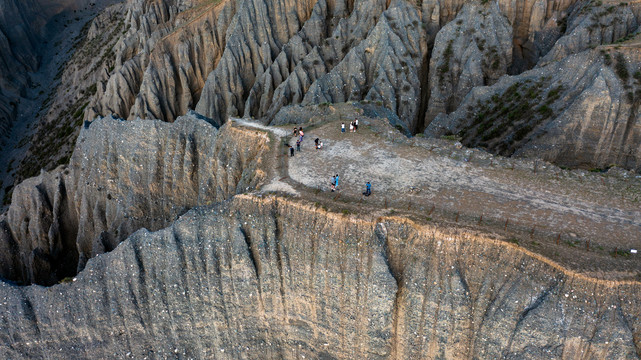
0,0,640,358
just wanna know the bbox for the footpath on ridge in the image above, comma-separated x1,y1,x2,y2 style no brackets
231,103,641,282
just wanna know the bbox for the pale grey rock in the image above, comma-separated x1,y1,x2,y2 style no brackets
425,2,513,125
0,113,269,285
426,49,641,171
195,0,318,126
0,196,638,359
540,1,640,65
243,0,390,122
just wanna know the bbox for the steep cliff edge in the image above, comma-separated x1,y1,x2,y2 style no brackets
0,195,638,359
0,113,270,285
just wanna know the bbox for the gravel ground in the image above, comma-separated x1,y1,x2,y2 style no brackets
233,107,641,280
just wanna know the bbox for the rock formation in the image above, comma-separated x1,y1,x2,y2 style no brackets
0,196,638,358
540,0,640,65
425,2,512,125
11,0,641,177
2,0,641,357
0,113,270,285
425,48,641,171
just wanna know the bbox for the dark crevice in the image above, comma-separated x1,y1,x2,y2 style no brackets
617,297,641,358
375,222,402,358
518,279,558,325
20,298,40,337
272,206,288,317
415,45,431,134
239,224,260,279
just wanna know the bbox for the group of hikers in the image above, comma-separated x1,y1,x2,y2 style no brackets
341,119,358,133
289,126,323,156
288,121,372,197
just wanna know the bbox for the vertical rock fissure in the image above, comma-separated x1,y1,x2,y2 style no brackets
239,223,260,280
617,295,641,358
416,46,432,133
375,222,402,358
272,207,288,319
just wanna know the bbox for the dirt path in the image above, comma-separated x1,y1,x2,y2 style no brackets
231,112,641,281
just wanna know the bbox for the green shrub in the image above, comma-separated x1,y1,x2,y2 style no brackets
615,53,629,81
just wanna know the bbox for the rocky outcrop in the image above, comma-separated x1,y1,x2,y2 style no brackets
299,0,426,132
540,0,640,65
0,195,638,358
242,0,380,122
242,0,426,131
85,0,239,124
425,2,513,125
194,0,318,126
426,48,641,171
0,113,270,285
498,0,578,73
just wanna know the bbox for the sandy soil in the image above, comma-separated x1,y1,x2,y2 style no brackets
232,104,641,281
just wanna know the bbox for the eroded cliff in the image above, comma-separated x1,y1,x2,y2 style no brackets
0,195,638,359
426,47,641,170
0,113,270,285
10,0,641,181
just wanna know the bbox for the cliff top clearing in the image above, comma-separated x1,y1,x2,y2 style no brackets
233,103,641,281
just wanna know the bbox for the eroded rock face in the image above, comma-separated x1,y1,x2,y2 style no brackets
300,0,426,132
22,0,631,177
0,113,269,285
498,0,578,73
194,0,318,126
426,49,641,171
540,1,640,65
425,2,512,125
0,196,638,358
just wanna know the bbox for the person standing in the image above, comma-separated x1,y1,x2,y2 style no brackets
354,118,358,131
331,175,336,192
349,122,354,132
296,139,301,151
341,123,345,133
299,128,304,142
334,174,339,190
363,182,371,196
290,145,295,157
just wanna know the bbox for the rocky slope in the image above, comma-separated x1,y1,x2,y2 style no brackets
0,113,270,285
0,195,638,359
425,2,513,125
0,0,47,146
9,0,641,180
426,47,641,170
539,0,641,65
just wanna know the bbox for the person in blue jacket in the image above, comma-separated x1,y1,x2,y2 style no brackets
363,182,371,196
334,174,339,189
